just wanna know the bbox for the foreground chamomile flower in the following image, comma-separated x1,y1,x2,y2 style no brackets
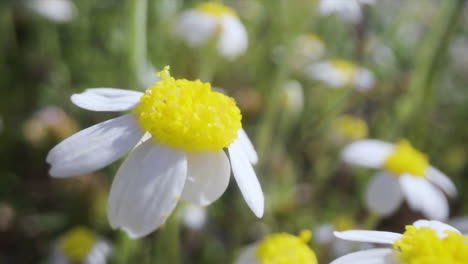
342,139,457,220
174,2,248,60
318,0,375,24
304,60,375,91
51,227,112,264
235,230,317,264
47,66,264,238
331,220,468,264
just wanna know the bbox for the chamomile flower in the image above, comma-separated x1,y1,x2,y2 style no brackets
304,60,375,91
342,139,457,220
50,227,112,264
174,2,248,60
235,230,317,264
318,0,376,24
333,115,368,141
331,220,468,264
47,66,264,238
26,0,76,23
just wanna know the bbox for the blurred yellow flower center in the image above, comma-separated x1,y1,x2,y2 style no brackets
59,227,97,262
335,115,368,140
197,2,236,18
383,140,429,177
332,60,355,78
134,66,242,152
393,226,468,264
255,230,317,264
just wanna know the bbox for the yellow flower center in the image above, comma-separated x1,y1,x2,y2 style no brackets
332,60,356,81
335,115,368,140
383,140,429,177
255,230,317,264
393,226,468,264
134,66,242,152
196,2,237,18
59,227,97,262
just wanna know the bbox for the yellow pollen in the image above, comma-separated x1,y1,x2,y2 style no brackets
393,226,468,264
335,115,368,140
134,66,242,152
383,139,429,177
196,2,237,18
255,230,317,264
59,227,97,262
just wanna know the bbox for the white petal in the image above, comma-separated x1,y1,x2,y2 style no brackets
334,230,402,244
314,224,335,244
107,141,187,239
330,248,395,264
341,140,394,168
426,166,457,197
47,114,144,177
181,151,231,206
217,15,248,60
366,172,403,217
71,88,143,112
237,129,258,165
28,0,76,23
234,244,259,264
174,10,217,47
399,174,449,221
354,68,375,91
228,139,264,218
413,220,460,238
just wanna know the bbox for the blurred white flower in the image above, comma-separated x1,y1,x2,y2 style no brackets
291,34,326,70
174,2,248,60
304,60,375,91
331,220,468,264
235,230,317,264
281,80,304,114
342,139,457,220
50,227,112,264
46,67,263,239
318,0,375,24
180,204,207,231
27,0,76,23
333,115,368,141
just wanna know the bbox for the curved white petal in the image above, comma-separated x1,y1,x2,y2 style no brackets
426,166,457,197
181,151,231,206
71,88,143,112
28,0,76,23
47,114,144,177
174,10,217,47
341,140,394,168
413,220,460,238
330,248,395,264
234,244,259,264
334,230,402,244
217,15,248,60
237,129,258,165
366,172,403,217
228,139,264,218
399,174,449,221
107,141,187,239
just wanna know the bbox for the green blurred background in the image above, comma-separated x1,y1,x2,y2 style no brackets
1,0,468,263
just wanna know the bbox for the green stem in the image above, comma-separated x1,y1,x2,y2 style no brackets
128,0,148,87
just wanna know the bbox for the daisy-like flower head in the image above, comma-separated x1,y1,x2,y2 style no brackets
47,66,264,238
174,1,248,60
331,220,468,264
235,230,317,264
342,139,457,220
51,227,112,264
333,115,368,141
304,60,375,91
318,0,376,24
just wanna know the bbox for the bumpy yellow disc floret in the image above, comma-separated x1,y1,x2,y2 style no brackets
393,226,468,264
60,227,97,262
383,140,429,177
134,66,242,152
255,230,317,264
197,2,237,18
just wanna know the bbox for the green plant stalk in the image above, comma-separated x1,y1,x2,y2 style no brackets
397,0,465,143
128,0,148,87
